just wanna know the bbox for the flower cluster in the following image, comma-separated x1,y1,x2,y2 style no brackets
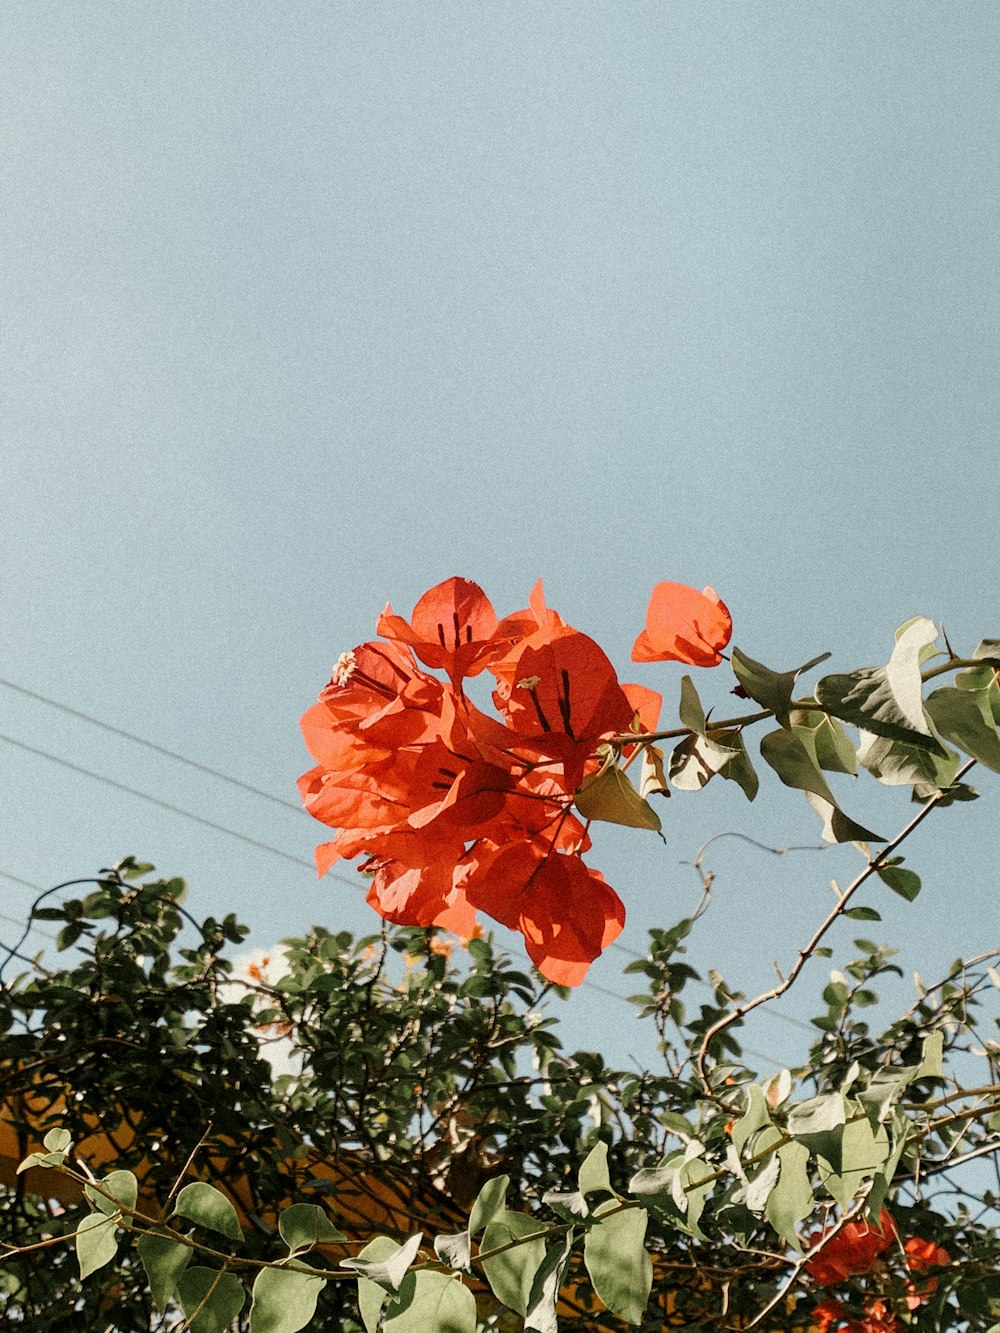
298,577,731,985
807,1212,951,1332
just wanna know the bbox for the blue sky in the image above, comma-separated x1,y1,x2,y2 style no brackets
2,3,998,1067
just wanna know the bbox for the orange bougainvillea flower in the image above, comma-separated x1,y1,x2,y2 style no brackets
376,576,501,685
805,1210,896,1287
631,581,733,667
902,1236,950,1310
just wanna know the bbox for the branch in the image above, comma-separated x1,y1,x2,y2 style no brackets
695,759,978,1091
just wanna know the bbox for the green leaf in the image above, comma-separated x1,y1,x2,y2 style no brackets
341,1231,422,1296
468,1174,509,1237
176,1267,248,1333
43,1127,72,1154
792,706,858,775
278,1203,346,1253
353,1236,397,1333
76,1212,119,1279
917,1030,944,1079
731,648,831,728
524,1231,575,1333
669,731,740,791
844,906,880,921
876,864,921,902
857,1064,919,1121
803,791,885,846
926,685,1000,772
583,1203,652,1326
760,730,883,843
816,618,947,756
717,729,760,800
578,1141,613,1198
384,1270,476,1333
678,674,707,734
481,1211,546,1317
249,1268,326,1333
743,1146,781,1217
786,1092,847,1141
173,1182,244,1242
574,764,661,832
433,1229,472,1272
541,1188,589,1221
137,1232,192,1311
86,1169,138,1221
765,1140,813,1251
731,1084,771,1157
857,729,959,791
680,1158,715,1239
819,1113,889,1208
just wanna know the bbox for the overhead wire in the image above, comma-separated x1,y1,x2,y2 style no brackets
0,679,800,1055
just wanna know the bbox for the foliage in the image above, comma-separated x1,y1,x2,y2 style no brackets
1,583,999,1330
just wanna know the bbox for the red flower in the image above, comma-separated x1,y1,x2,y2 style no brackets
806,1211,896,1287
464,841,625,987
902,1236,950,1310
631,582,732,667
376,576,503,686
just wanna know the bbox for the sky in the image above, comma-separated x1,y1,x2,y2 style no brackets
2,2,998,1070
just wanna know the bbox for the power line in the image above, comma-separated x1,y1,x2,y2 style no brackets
0,732,317,871
0,681,796,1053
0,676,302,813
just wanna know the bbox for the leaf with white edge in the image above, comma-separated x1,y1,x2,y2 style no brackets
639,745,669,798
678,674,707,734
804,791,885,846
137,1232,191,1311
341,1231,422,1296
86,1169,138,1222
524,1231,575,1333
481,1211,546,1317
173,1181,244,1241
353,1236,397,1333
578,1141,613,1198
761,730,884,843
764,1140,813,1251
433,1229,472,1272
732,648,831,728
177,1267,247,1333
717,729,760,800
792,705,858,775
867,1109,910,1219
16,1152,52,1174
468,1174,509,1237
583,1203,652,1325
541,1189,589,1221
744,1145,781,1217
857,728,959,790
857,1065,919,1121
383,1270,476,1333
917,1031,944,1080
76,1212,119,1279
927,685,1000,772
574,764,661,832
249,1267,326,1333
43,1128,72,1154
731,1084,772,1157
876,864,921,901
680,1158,715,1239
816,618,948,755
669,732,740,791
278,1203,345,1253
819,1113,889,1209
786,1092,847,1144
